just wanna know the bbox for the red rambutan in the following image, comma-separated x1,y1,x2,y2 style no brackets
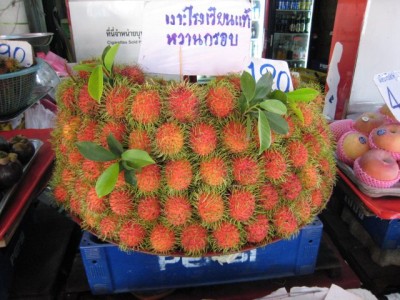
287,140,309,168
168,85,199,122
273,206,298,238
117,65,145,85
98,215,119,238
189,123,217,156
78,84,98,115
109,190,134,216
294,196,312,223
82,160,102,182
280,173,303,200
197,192,225,223
228,189,256,222
131,89,161,124
69,196,82,215
263,149,287,180
165,159,192,191
213,222,241,250
259,183,279,211
119,221,146,248
199,157,228,186
180,224,208,254
246,215,269,243
99,121,125,146
150,224,175,253
283,116,295,138
77,120,98,143
155,123,184,156
86,187,106,213
222,121,249,153
310,189,323,208
105,85,130,119
232,156,259,185
300,164,320,189
53,185,68,203
59,85,75,110
128,128,152,152
164,195,192,226
62,117,81,142
62,168,75,186
137,196,161,221
206,86,235,118
136,164,161,193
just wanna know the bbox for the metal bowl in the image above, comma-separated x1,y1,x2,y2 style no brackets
0,32,54,47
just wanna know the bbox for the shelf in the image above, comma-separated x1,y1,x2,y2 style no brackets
276,9,312,12
275,32,309,35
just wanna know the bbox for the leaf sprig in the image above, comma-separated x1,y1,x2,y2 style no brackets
72,44,120,102
76,134,155,197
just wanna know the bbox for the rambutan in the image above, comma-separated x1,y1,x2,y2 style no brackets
310,189,323,208
67,149,82,166
82,160,102,182
228,189,256,222
222,121,249,153
232,156,259,185
150,224,175,253
280,173,303,200
167,84,199,122
62,117,81,142
300,164,320,189
206,86,235,118
53,185,68,203
189,123,217,156
119,221,146,248
69,196,82,215
246,215,269,243
283,116,295,138
98,215,119,238
303,133,322,157
199,157,228,186
62,168,75,186
213,222,241,250
155,123,184,156
259,183,279,211
287,140,309,168
128,128,152,152
296,103,314,127
131,89,161,124
99,121,125,146
164,195,192,226
78,84,98,115
105,85,130,119
273,206,298,238
59,85,75,110
117,65,145,85
165,159,192,191
137,196,161,221
86,187,106,213
197,192,225,223
77,120,98,143
263,149,287,180
136,164,161,193
109,190,134,216
82,211,100,229
180,224,208,254
294,196,312,223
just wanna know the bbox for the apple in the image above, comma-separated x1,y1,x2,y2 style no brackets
329,119,354,142
356,149,399,182
378,104,398,122
370,124,400,153
352,112,386,134
336,130,370,165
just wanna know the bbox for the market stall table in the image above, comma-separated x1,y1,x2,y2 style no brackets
0,128,54,247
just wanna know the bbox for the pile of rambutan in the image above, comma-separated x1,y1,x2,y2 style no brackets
50,46,336,256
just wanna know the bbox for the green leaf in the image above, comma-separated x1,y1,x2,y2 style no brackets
95,162,119,197
107,134,123,156
258,110,272,154
288,102,305,123
88,65,104,102
259,99,287,115
246,114,252,138
121,149,155,169
72,64,97,72
265,111,289,134
254,72,273,100
286,88,319,103
238,94,247,114
76,142,118,161
121,160,136,171
103,44,120,73
240,71,255,102
101,45,111,62
124,170,137,186
269,90,288,103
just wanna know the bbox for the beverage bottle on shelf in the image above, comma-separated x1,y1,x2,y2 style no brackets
289,14,296,32
306,0,312,10
286,41,293,59
304,11,310,32
275,14,281,31
295,13,301,32
300,13,306,32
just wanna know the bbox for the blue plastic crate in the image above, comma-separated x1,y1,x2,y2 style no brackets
344,195,400,249
79,218,323,294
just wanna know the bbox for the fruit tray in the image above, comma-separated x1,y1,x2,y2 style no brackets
336,159,400,198
0,139,43,216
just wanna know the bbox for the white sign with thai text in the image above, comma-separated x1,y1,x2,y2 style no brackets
138,0,252,75
0,40,34,67
374,71,400,122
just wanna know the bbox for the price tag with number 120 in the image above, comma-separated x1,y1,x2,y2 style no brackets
374,71,400,122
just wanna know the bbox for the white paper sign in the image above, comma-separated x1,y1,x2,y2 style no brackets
374,71,400,122
138,0,252,75
0,40,34,67
247,58,293,92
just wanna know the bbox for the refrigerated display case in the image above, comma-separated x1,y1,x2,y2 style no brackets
265,0,314,68
251,0,266,58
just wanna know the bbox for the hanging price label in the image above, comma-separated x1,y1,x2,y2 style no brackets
0,40,34,67
374,71,400,122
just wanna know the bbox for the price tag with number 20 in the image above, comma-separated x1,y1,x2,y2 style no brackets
374,71,400,122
